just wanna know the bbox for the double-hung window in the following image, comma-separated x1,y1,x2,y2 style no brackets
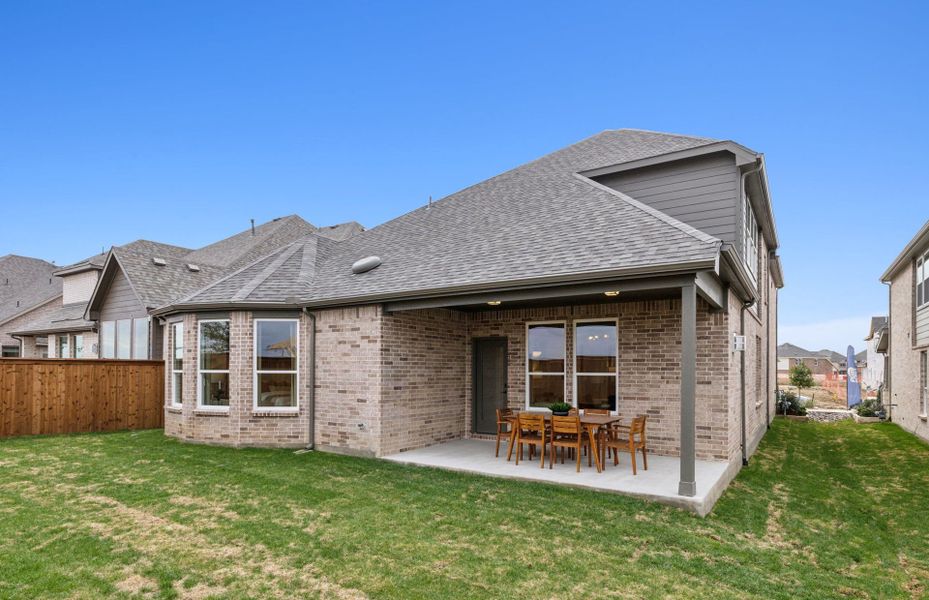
575,320,618,412
526,322,566,409
254,319,299,410
743,194,759,281
918,253,929,308
74,335,84,358
921,351,928,417
198,320,230,409
171,322,184,407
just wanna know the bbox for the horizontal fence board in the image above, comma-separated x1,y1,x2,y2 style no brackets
0,359,164,438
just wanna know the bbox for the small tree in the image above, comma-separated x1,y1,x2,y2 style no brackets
788,363,815,410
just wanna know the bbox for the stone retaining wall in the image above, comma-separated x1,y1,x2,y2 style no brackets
806,409,852,423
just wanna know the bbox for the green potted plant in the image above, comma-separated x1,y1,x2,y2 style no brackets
548,402,572,416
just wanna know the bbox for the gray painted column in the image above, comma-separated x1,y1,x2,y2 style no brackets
678,283,697,497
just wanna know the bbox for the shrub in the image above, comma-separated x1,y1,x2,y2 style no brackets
548,402,572,414
856,396,882,418
776,389,807,416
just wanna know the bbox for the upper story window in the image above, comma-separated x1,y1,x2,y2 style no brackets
743,194,759,280
917,252,929,308
254,319,299,411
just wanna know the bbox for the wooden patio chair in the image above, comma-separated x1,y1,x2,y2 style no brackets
495,408,514,458
583,408,612,459
514,412,547,468
602,415,648,475
549,415,591,472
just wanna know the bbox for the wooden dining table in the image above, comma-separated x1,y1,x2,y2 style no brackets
504,413,621,472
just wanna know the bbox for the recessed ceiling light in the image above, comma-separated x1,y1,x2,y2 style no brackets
603,291,620,297
487,300,502,306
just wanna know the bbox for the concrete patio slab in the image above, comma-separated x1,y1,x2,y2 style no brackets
384,439,737,516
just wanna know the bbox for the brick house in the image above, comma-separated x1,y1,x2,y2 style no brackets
881,220,929,440
150,130,784,500
0,254,63,358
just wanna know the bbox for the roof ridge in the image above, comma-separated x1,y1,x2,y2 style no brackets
298,237,318,285
609,128,718,142
572,174,721,247
231,242,305,301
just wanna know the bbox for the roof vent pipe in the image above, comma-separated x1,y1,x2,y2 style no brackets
251,219,256,236
351,256,382,274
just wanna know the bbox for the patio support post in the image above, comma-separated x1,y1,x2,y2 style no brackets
678,282,697,497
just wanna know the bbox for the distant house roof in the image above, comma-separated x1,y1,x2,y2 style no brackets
0,255,62,325
86,216,363,316
865,316,888,341
11,302,96,336
777,343,846,366
160,130,732,313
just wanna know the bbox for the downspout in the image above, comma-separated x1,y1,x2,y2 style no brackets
740,299,756,466
766,250,775,430
883,281,892,421
303,308,316,449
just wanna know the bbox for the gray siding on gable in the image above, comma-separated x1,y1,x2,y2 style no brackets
593,152,739,245
99,266,148,322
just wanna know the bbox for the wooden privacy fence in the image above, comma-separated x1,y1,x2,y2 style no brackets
0,359,164,438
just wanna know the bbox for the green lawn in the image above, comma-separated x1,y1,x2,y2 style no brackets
1,420,927,599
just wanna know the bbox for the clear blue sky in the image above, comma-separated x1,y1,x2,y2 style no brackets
1,1,926,351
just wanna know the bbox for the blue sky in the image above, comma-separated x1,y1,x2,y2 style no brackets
1,1,926,351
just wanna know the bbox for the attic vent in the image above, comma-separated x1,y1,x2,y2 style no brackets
186,263,201,272
152,257,167,266
351,256,382,274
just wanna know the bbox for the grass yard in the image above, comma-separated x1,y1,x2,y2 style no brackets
1,421,928,599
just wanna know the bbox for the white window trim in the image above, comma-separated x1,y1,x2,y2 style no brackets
573,318,620,414
918,253,929,309
743,194,759,281
525,321,567,411
171,322,184,408
253,318,300,413
197,319,230,411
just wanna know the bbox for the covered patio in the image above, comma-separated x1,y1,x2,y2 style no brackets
384,438,735,516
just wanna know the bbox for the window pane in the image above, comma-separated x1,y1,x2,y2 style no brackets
173,372,184,405
132,318,149,359
528,324,564,373
199,321,229,370
256,373,296,408
577,375,617,411
257,321,297,371
576,322,617,373
101,321,115,358
57,335,69,358
116,319,131,359
201,373,229,406
172,323,184,371
529,374,564,408
74,335,84,358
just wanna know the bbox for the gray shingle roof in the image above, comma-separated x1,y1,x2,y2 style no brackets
11,302,95,335
183,215,316,270
0,255,62,324
162,129,725,311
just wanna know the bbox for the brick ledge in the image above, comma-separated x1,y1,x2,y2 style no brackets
251,411,299,418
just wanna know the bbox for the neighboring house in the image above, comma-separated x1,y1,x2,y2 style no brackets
0,254,62,357
862,316,887,392
150,129,784,499
12,253,106,358
776,343,840,383
881,220,929,441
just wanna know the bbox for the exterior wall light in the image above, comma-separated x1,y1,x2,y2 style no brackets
487,300,502,306
603,291,620,297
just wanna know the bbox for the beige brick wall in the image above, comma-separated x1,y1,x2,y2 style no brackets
888,264,929,442
0,296,61,353
62,271,99,305
164,289,777,463
164,311,312,448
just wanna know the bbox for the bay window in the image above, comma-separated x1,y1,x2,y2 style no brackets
254,319,298,410
575,320,618,411
171,322,184,407
198,320,230,409
526,322,565,408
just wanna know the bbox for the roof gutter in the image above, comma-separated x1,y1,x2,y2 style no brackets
881,219,929,282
